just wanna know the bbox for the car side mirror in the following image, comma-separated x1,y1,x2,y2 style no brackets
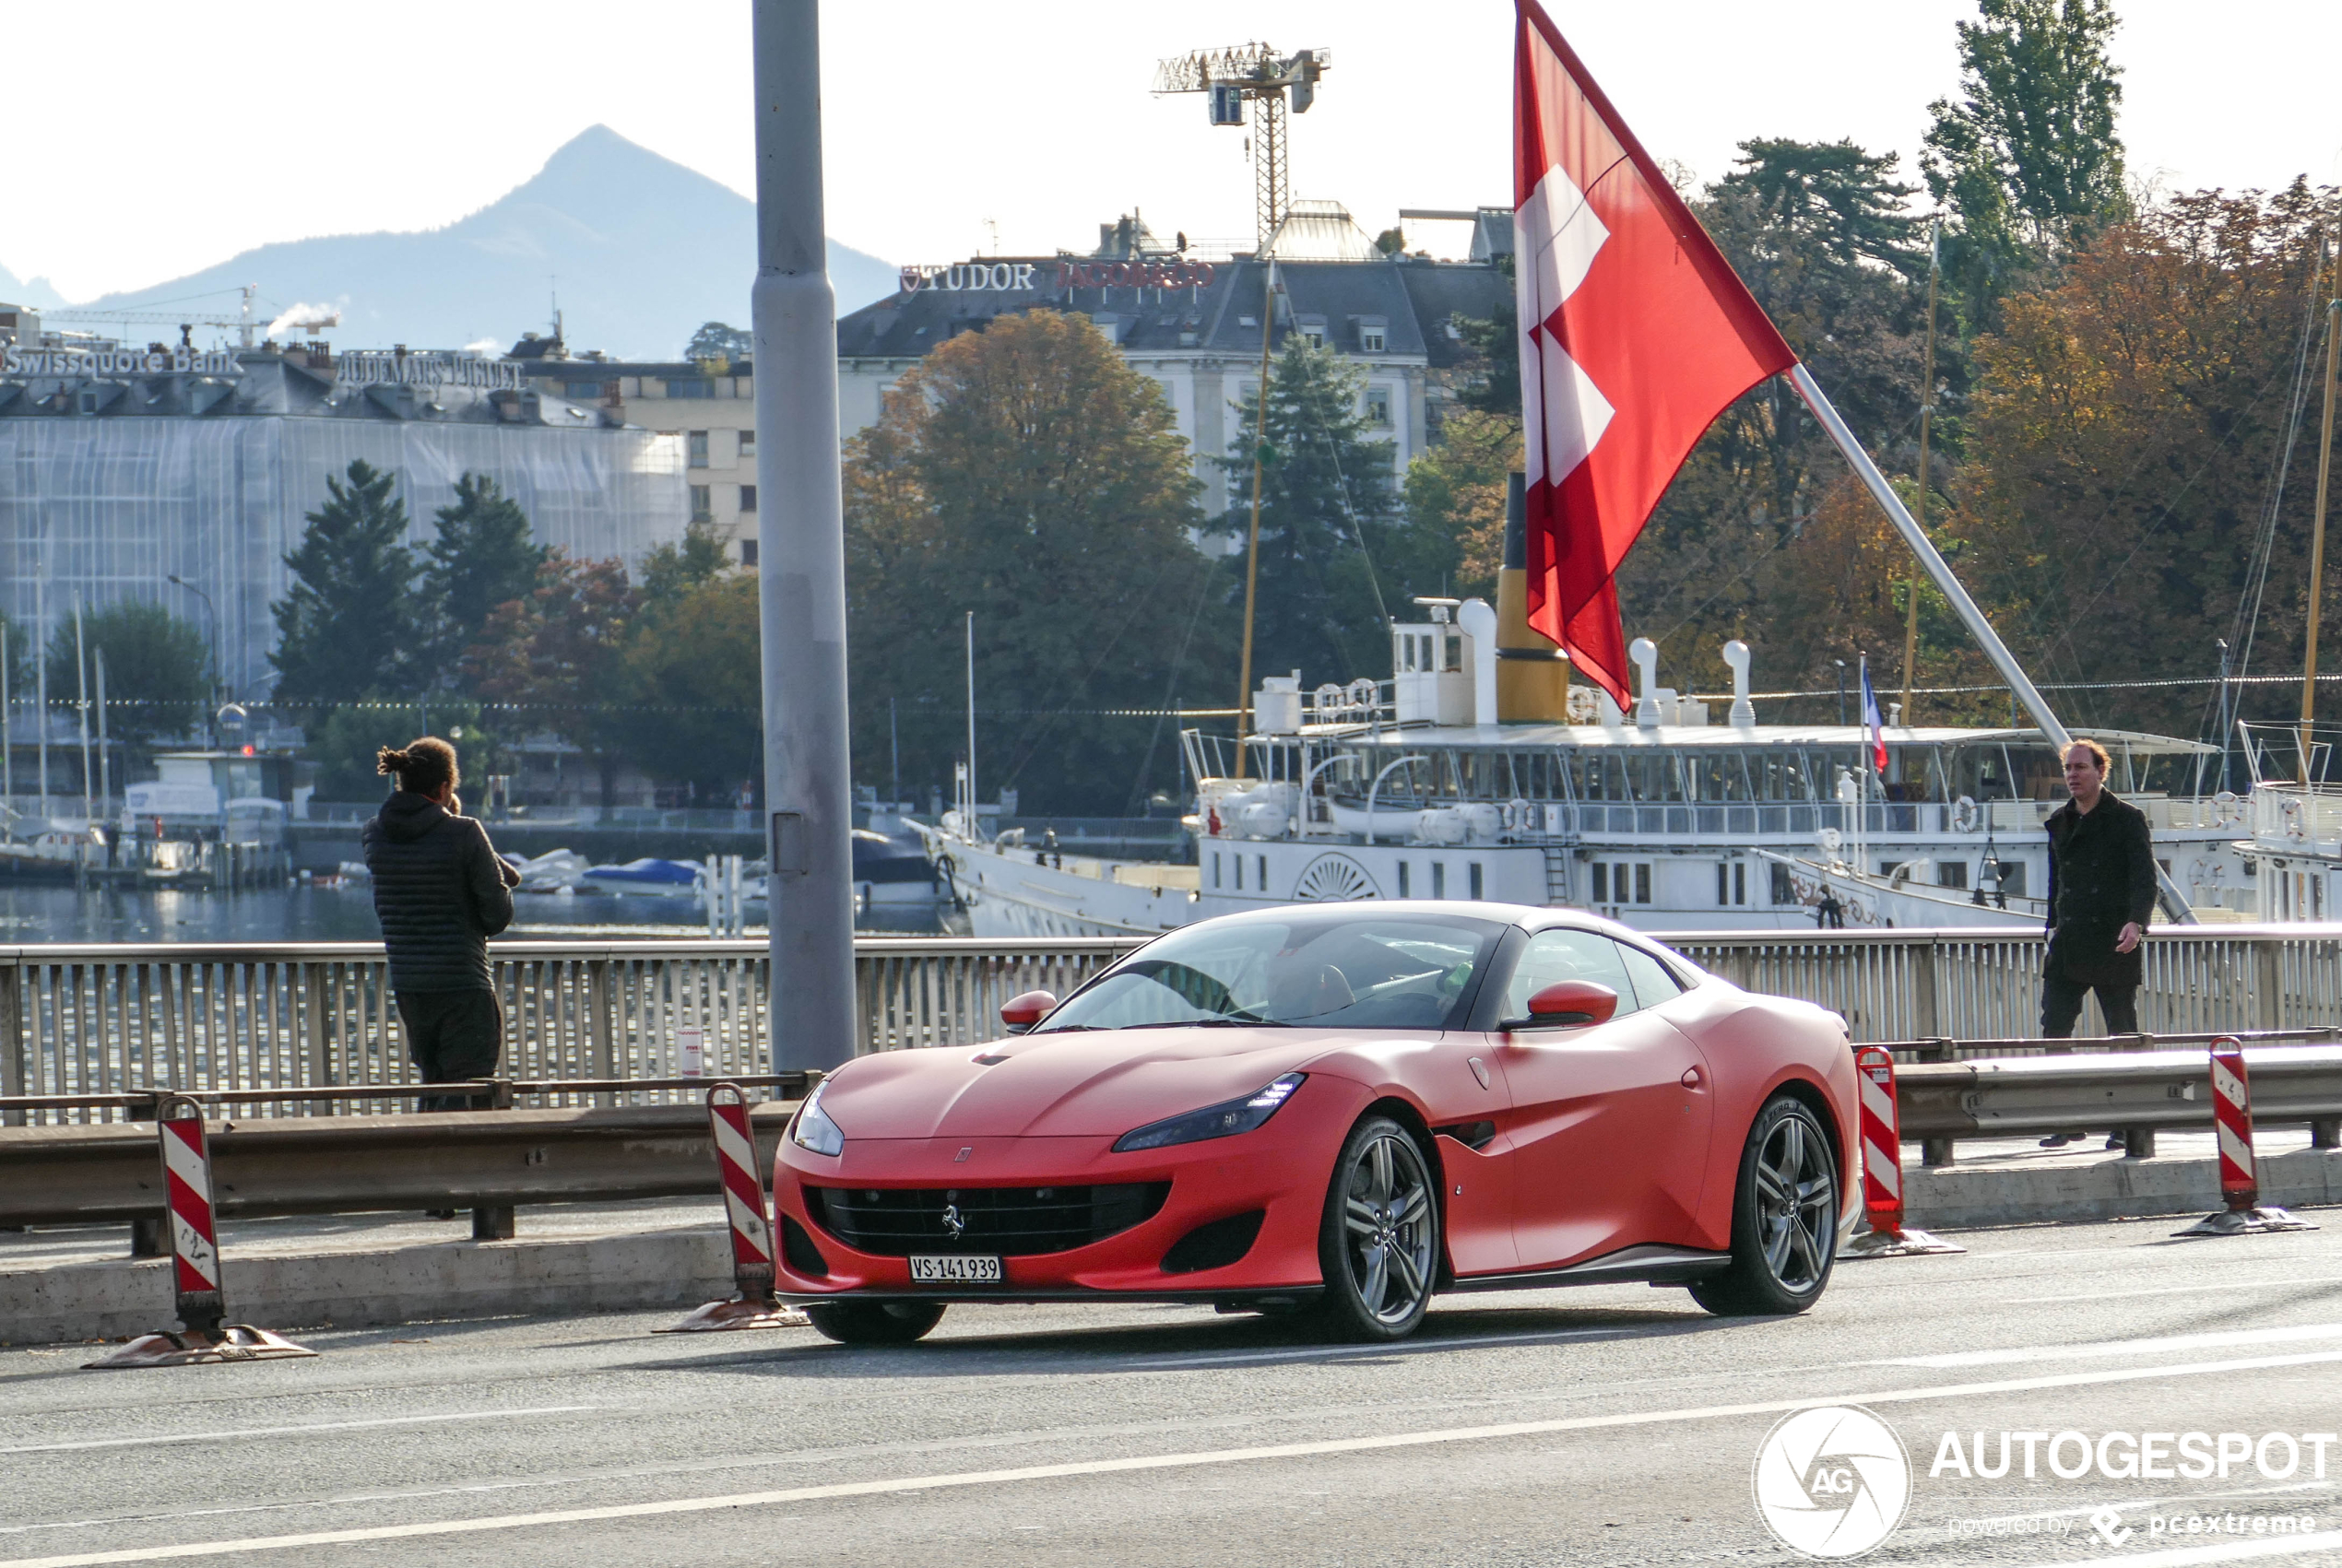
1505,980,1618,1032
1000,989,1059,1034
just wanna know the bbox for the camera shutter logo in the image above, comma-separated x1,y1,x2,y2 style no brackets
1752,1406,1911,1559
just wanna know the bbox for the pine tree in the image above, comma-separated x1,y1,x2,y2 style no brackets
269,459,420,707
422,473,547,673
1217,341,1403,684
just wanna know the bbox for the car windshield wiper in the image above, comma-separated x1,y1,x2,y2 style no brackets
1106,1015,1286,1030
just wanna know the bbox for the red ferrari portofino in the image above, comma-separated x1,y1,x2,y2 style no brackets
773,903,1860,1343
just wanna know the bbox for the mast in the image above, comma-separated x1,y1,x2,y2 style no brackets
2301,283,2339,776
1901,220,1940,723
1233,255,1275,781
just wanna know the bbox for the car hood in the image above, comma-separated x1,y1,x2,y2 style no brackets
819,1028,1343,1140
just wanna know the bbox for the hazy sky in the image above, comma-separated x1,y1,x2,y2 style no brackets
10,1,2340,303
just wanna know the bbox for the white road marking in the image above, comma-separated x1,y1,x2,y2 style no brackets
2013,1278,2342,1306
2041,1530,2342,1567
1118,1326,1632,1370
1886,1322,2342,1368
11,1347,2342,1567
0,1407,601,1457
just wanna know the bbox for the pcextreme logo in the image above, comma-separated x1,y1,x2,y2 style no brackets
1753,1406,1913,1559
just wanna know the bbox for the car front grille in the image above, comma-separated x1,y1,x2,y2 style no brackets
805,1182,1171,1258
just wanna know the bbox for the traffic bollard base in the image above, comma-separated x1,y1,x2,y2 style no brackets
1841,1225,1967,1260
2171,1206,2320,1240
655,1294,811,1333
82,1324,318,1371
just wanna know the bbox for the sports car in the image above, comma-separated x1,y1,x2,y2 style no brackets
772,902,1861,1344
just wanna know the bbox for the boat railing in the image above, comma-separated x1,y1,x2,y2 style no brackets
2251,783,2342,855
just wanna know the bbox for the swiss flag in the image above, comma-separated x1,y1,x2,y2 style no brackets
1514,0,1797,706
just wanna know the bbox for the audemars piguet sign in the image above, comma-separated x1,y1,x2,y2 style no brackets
337,352,528,391
4,346,242,377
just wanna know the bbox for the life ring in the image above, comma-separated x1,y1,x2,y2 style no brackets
1951,795,1980,833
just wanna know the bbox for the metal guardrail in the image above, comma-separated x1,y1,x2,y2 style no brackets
6,926,2342,1126
2,1044,2334,1240
0,1096,804,1230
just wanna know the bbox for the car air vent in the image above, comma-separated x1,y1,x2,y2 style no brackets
1162,1209,1265,1274
1435,1120,1497,1151
806,1183,1171,1258
972,1054,1009,1066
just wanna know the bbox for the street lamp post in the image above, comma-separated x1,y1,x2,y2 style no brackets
1833,659,1849,727
166,574,219,747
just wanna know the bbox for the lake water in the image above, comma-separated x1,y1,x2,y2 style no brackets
0,883,949,945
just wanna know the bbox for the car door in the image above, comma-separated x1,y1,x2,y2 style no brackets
1482,928,1714,1268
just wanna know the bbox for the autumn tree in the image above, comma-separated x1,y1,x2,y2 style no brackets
1400,409,1521,605
601,527,761,796
462,549,638,802
844,309,1225,814
1952,183,2342,739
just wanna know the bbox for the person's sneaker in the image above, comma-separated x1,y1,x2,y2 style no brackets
425,1208,458,1220
2039,1133,2080,1148
2104,1134,2127,1151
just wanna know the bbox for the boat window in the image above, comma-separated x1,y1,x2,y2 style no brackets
1039,913,1508,1032
1590,863,1607,903
1469,862,1484,899
1432,863,1447,899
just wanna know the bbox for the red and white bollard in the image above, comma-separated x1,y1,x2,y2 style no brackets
2174,1038,2318,1238
1840,1045,1964,1259
85,1095,317,1370
658,1081,810,1331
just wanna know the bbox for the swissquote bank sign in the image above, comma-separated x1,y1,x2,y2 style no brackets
2,347,528,391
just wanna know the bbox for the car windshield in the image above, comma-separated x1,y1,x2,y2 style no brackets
1037,913,1508,1032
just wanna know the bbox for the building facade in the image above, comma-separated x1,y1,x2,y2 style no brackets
0,329,689,699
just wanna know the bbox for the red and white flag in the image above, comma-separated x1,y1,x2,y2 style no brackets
1514,0,1797,704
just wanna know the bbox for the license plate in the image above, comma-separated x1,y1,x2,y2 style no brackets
908,1254,1002,1283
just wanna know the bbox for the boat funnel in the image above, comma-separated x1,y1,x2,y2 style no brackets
1496,473,1570,723
1721,640,1756,727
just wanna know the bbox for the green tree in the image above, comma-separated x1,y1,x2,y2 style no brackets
638,522,730,607
1400,409,1522,605
684,322,754,364
1216,341,1406,683
41,601,210,745
421,474,547,677
1922,0,2126,310
606,572,763,796
1449,252,1520,418
270,459,420,708
843,308,1224,814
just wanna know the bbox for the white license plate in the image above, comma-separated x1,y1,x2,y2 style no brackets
908,1254,1002,1283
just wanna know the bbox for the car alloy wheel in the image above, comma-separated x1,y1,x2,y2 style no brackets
1315,1116,1439,1340
1754,1108,1834,1292
1690,1095,1838,1316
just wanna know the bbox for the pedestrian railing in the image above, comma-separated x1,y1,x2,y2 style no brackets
6,925,2342,1125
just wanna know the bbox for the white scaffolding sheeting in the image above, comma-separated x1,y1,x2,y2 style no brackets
0,418,687,698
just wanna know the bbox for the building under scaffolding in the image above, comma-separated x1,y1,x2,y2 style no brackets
0,327,689,699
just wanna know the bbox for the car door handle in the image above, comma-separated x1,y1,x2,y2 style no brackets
1680,1067,1703,1089
1469,1056,1492,1091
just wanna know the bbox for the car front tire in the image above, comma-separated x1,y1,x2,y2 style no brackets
803,1300,948,1345
1690,1094,1839,1316
1309,1115,1441,1342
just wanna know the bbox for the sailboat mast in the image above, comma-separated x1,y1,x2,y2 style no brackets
1902,221,1940,723
1233,256,1276,782
2301,286,2339,774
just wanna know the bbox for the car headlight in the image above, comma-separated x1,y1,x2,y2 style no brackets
1112,1072,1305,1153
791,1079,845,1157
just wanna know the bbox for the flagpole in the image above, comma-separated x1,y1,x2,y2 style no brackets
1790,362,2197,925
1233,255,1275,783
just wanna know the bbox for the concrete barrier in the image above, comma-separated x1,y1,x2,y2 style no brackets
1902,1147,2342,1230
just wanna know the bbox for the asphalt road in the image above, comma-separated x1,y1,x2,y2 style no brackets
4,1214,2342,1568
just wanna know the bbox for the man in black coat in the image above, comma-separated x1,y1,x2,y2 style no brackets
361,737,521,1114
2041,737,2158,1037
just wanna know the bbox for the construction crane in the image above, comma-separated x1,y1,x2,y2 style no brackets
43,285,337,350
1152,42,1331,250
